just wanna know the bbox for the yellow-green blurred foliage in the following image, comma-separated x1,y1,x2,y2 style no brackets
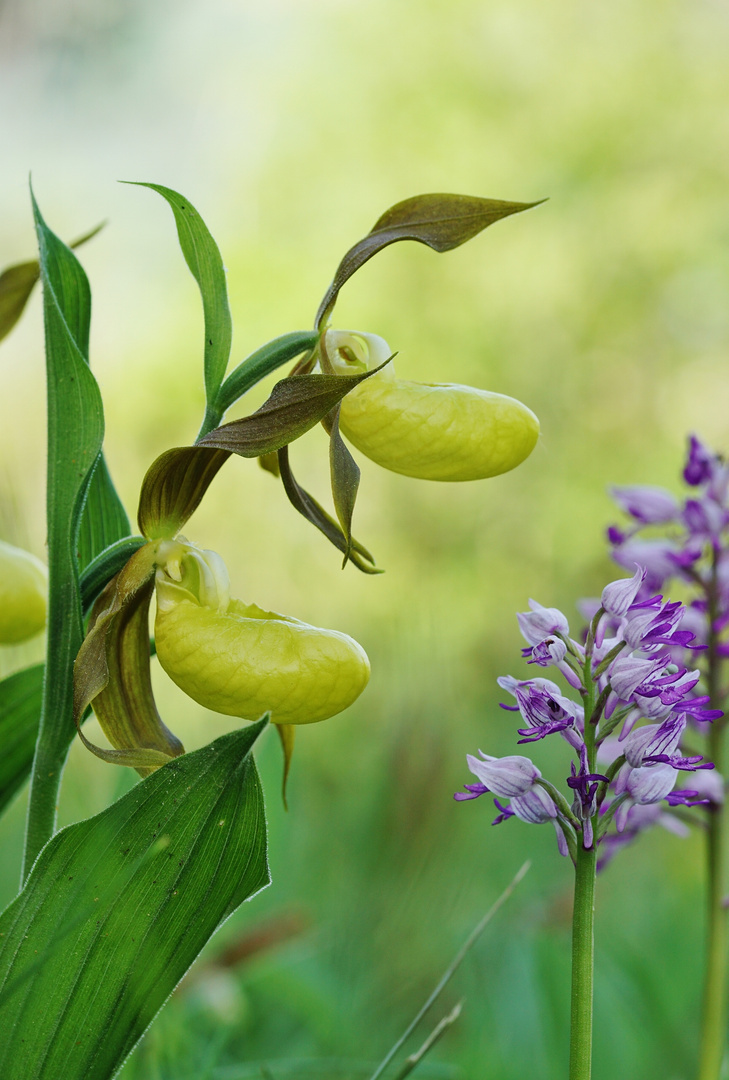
1,0,727,1076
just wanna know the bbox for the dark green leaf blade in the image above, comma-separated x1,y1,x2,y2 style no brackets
0,223,103,345
129,182,233,407
212,330,319,423
23,194,107,876
315,193,545,327
79,535,148,615
0,665,43,814
0,720,270,1080
76,455,131,570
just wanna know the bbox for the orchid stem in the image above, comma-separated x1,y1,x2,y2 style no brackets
697,552,727,1080
569,841,596,1080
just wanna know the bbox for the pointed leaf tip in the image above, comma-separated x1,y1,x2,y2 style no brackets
316,192,545,327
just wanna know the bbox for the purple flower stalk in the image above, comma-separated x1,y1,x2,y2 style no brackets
455,562,719,866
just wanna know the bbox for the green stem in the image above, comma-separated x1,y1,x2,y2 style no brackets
697,550,727,1080
697,722,727,1080
569,842,597,1080
567,635,599,1080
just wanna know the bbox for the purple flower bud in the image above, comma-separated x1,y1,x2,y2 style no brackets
465,752,541,798
513,682,581,744
527,636,568,667
684,435,716,487
601,566,647,618
510,784,557,824
607,654,661,703
610,486,680,525
516,600,570,646
683,498,727,542
626,762,678,805
607,525,627,546
623,717,685,768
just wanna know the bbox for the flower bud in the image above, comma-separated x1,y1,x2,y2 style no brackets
324,330,539,481
154,540,370,725
0,539,47,644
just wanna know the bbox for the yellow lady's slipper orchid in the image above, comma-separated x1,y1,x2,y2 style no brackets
0,539,47,644
153,539,370,725
325,330,539,481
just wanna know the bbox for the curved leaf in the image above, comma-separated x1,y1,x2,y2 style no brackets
0,720,269,1080
138,368,379,541
128,182,232,408
0,223,104,345
0,665,44,814
315,192,545,327
23,194,108,877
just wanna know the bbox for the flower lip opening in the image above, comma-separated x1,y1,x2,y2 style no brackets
154,537,230,614
323,329,395,378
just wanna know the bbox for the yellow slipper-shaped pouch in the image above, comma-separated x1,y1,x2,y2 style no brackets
154,540,370,725
326,330,539,481
0,539,48,644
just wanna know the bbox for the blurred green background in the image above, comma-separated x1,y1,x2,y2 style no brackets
1,0,729,1076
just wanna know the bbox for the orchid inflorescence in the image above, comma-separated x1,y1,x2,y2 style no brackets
455,565,723,866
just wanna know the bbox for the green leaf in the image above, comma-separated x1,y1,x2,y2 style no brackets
0,223,104,345
128,182,232,409
79,535,148,616
315,193,545,327
202,330,319,437
76,456,131,571
0,665,43,815
0,720,270,1080
22,194,107,878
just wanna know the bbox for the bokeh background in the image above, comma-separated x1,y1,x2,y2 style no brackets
2,0,729,1077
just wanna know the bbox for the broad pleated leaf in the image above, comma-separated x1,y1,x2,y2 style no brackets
315,193,544,327
278,445,379,574
0,665,43,814
0,223,103,344
0,720,270,1080
130,183,232,407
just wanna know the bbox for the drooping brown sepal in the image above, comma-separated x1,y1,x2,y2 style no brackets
137,367,381,544
73,542,184,774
